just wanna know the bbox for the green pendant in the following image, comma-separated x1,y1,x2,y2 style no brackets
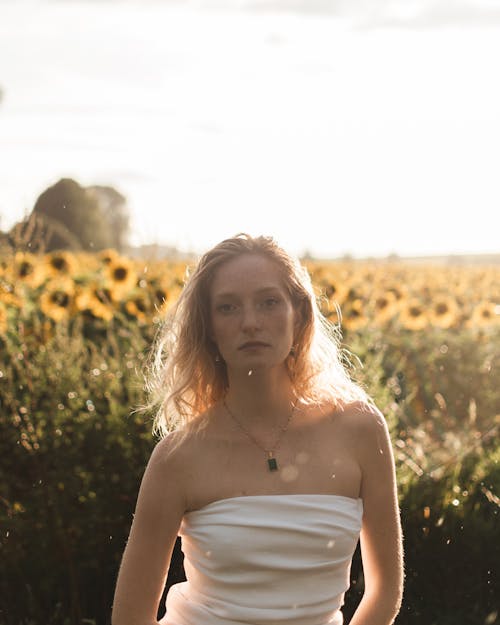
267,457,278,472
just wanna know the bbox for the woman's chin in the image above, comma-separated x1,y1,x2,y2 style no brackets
229,360,287,377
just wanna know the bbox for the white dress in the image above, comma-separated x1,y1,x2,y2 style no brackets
162,494,363,625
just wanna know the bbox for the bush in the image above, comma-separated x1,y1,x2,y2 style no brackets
0,318,155,625
1,256,498,625
342,325,499,625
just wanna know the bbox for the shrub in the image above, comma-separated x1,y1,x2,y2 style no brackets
1,255,498,624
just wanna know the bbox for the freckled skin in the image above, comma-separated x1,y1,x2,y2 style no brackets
209,254,298,377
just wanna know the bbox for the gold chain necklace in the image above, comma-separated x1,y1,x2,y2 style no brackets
223,398,298,472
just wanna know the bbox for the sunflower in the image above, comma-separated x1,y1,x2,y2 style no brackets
429,296,460,329
44,251,78,278
97,248,121,266
340,298,368,331
161,280,184,315
74,251,102,273
125,293,151,324
105,257,137,297
39,279,75,322
398,298,429,331
74,284,115,321
450,274,469,302
139,277,172,316
0,277,23,308
368,291,399,325
354,265,386,298
8,252,46,288
322,299,342,325
0,301,8,334
151,284,168,307
382,282,409,305
467,302,500,328
321,276,350,303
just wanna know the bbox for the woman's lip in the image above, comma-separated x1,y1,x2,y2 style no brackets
238,342,270,349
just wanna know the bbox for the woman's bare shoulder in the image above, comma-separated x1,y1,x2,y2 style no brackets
151,426,194,463
342,399,384,420
331,400,388,442
339,401,396,473
151,411,215,467
141,434,185,492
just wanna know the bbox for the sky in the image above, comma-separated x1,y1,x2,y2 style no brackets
0,0,499,259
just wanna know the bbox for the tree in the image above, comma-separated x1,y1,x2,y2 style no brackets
12,178,129,253
87,185,129,252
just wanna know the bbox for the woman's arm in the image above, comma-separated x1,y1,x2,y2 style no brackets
111,435,186,625
349,404,404,625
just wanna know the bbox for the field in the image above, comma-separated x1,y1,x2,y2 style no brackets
0,250,499,625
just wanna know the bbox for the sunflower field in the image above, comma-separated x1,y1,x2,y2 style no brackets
0,250,499,625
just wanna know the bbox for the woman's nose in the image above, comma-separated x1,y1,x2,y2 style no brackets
241,304,261,331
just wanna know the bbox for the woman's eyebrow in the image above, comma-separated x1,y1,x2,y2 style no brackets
213,286,282,299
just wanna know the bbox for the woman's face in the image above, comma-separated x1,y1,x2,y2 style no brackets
209,253,298,373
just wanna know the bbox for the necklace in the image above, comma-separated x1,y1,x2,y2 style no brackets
223,397,298,472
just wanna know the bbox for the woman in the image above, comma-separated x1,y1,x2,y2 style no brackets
112,233,404,625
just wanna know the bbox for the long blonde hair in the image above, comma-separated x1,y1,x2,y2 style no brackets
143,233,372,438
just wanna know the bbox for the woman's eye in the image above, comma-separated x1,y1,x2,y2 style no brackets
263,297,280,308
217,303,236,313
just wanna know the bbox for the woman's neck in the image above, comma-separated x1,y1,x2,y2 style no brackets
223,366,296,428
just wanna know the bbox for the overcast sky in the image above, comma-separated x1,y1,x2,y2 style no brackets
0,0,499,258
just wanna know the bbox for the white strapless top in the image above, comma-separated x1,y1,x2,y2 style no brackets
162,494,363,625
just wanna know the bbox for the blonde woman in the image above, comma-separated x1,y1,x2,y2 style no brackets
112,234,404,625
